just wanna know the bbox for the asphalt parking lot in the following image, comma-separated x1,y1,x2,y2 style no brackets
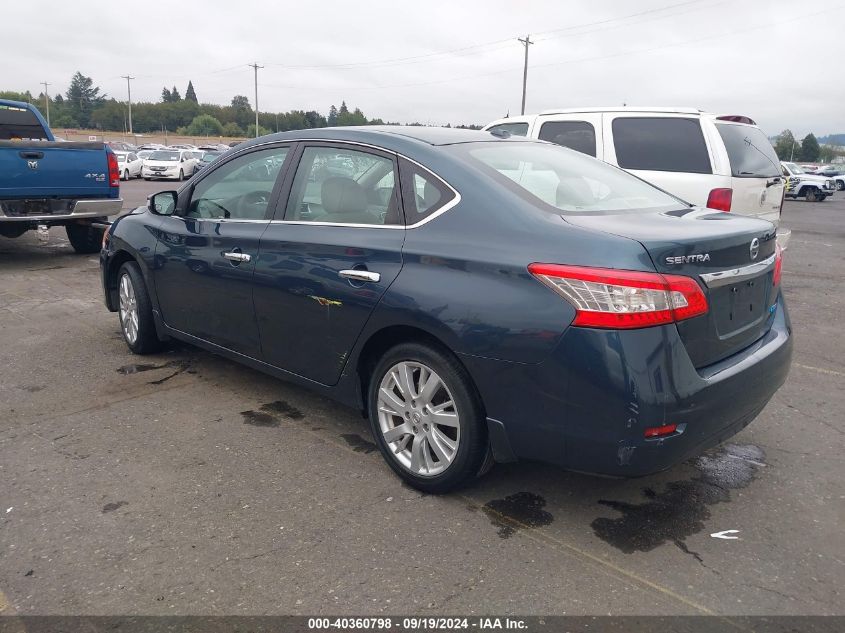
0,183,843,616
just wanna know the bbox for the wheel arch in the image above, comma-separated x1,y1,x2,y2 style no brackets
354,324,485,421
104,249,141,311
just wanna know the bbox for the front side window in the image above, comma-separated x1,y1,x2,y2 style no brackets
612,117,712,174
284,146,400,226
185,146,289,220
462,142,683,215
487,122,529,137
538,120,597,157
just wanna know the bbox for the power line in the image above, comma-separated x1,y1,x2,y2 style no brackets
518,36,533,115
40,81,51,126
121,75,135,135
249,62,263,137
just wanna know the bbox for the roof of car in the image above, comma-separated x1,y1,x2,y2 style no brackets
238,126,515,153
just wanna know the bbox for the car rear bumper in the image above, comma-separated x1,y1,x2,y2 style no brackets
0,198,123,222
462,293,792,476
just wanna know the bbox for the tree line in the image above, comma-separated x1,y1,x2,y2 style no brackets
1,71,482,138
772,130,842,163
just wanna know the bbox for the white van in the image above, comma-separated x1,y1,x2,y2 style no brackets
483,107,785,225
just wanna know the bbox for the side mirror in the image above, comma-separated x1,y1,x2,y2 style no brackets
149,191,178,216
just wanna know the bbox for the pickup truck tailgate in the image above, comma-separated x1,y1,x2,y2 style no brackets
0,141,118,199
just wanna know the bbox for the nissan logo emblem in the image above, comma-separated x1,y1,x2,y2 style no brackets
749,238,760,261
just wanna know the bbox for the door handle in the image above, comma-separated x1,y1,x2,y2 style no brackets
339,269,380,283
223,251,251,263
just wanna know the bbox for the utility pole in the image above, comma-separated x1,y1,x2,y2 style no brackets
121,75,135,135
249,62,263,137
40,81,51,126
518,35,533,115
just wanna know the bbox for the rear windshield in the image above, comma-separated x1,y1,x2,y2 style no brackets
716,123,781,178
0,104,49,140
487,122,529,137
460,142,684,215
149,151,180,161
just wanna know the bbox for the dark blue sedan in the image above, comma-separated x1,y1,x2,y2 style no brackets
100,127,792,493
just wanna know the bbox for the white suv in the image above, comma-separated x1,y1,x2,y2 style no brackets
483,107,786,226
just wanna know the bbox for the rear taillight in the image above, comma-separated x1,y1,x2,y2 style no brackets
107,152,120,188
773,244,783,287
706,188,732,212
644,423,678,438
528,264,708,329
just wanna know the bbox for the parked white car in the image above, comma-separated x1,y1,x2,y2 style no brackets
483,107,786,225
781,162,836,201
114,151,143,180
167,143,198,151
142,149,199,181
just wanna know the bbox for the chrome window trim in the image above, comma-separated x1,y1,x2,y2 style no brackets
221,137,462,229
699,253,776,288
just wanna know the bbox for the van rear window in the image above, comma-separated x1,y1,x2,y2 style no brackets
612,117,711,174
716,123,781,178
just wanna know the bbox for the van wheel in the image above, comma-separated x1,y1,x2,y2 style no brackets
367,342,488,494
66,222,104,254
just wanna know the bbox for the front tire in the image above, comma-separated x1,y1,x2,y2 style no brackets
65,222,105,254
837,181,845,191
804,187,819,202
367,342,488,493
122,169,129,181
178,169,184,181
117,261,162,354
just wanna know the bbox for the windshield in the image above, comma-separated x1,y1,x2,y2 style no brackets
783,162,804,175
114,152,128,161
716,123,781,178
459,142,684,214
149,151,180,161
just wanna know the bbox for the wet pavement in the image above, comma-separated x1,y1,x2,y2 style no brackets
0,182,843,615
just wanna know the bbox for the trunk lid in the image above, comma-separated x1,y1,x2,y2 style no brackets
565,208,778,368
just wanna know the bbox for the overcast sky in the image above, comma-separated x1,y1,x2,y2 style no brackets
4,0,844,137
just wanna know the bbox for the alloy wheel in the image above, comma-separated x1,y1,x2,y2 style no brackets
118,273,139,345
377,361,460,477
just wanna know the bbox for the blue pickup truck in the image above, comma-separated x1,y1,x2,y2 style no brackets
0,99,122,253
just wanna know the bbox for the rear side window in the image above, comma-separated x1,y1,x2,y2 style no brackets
538,120,596,157
612,117,711,174
487,122,528,137
399,158,456,225
715,123,781,178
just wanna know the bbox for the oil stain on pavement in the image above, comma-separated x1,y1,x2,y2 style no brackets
116,359,191,384
483,492,554,538
591,443,765,563
241,400,305,427
342,434,377,453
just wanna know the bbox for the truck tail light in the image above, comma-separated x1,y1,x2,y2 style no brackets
706,188,732,212
773,244,783,287
107,152,120,188
528,264,708,329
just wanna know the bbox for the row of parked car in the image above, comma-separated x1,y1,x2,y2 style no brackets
112,143,229,182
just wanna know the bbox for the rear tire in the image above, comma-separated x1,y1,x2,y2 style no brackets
65,222,105,254
367,342,488,493
117,261,162,355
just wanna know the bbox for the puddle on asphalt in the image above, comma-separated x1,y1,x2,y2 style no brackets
341,433,377,453
591,443,765,563
483,492,554,538
241,400,306,427
116,360,191,384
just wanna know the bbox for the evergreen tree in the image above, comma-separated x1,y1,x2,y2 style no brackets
65,72,105,127
327,104,338,126
339,101,349,115
161,87,172,103
171,86,181,101
185,81,197,103
800,133,820,162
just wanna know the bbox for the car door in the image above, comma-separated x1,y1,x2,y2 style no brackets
128,153,141,177
252,142,405,385
151,144,293,357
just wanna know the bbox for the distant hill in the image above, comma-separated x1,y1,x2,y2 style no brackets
819,134,845,146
